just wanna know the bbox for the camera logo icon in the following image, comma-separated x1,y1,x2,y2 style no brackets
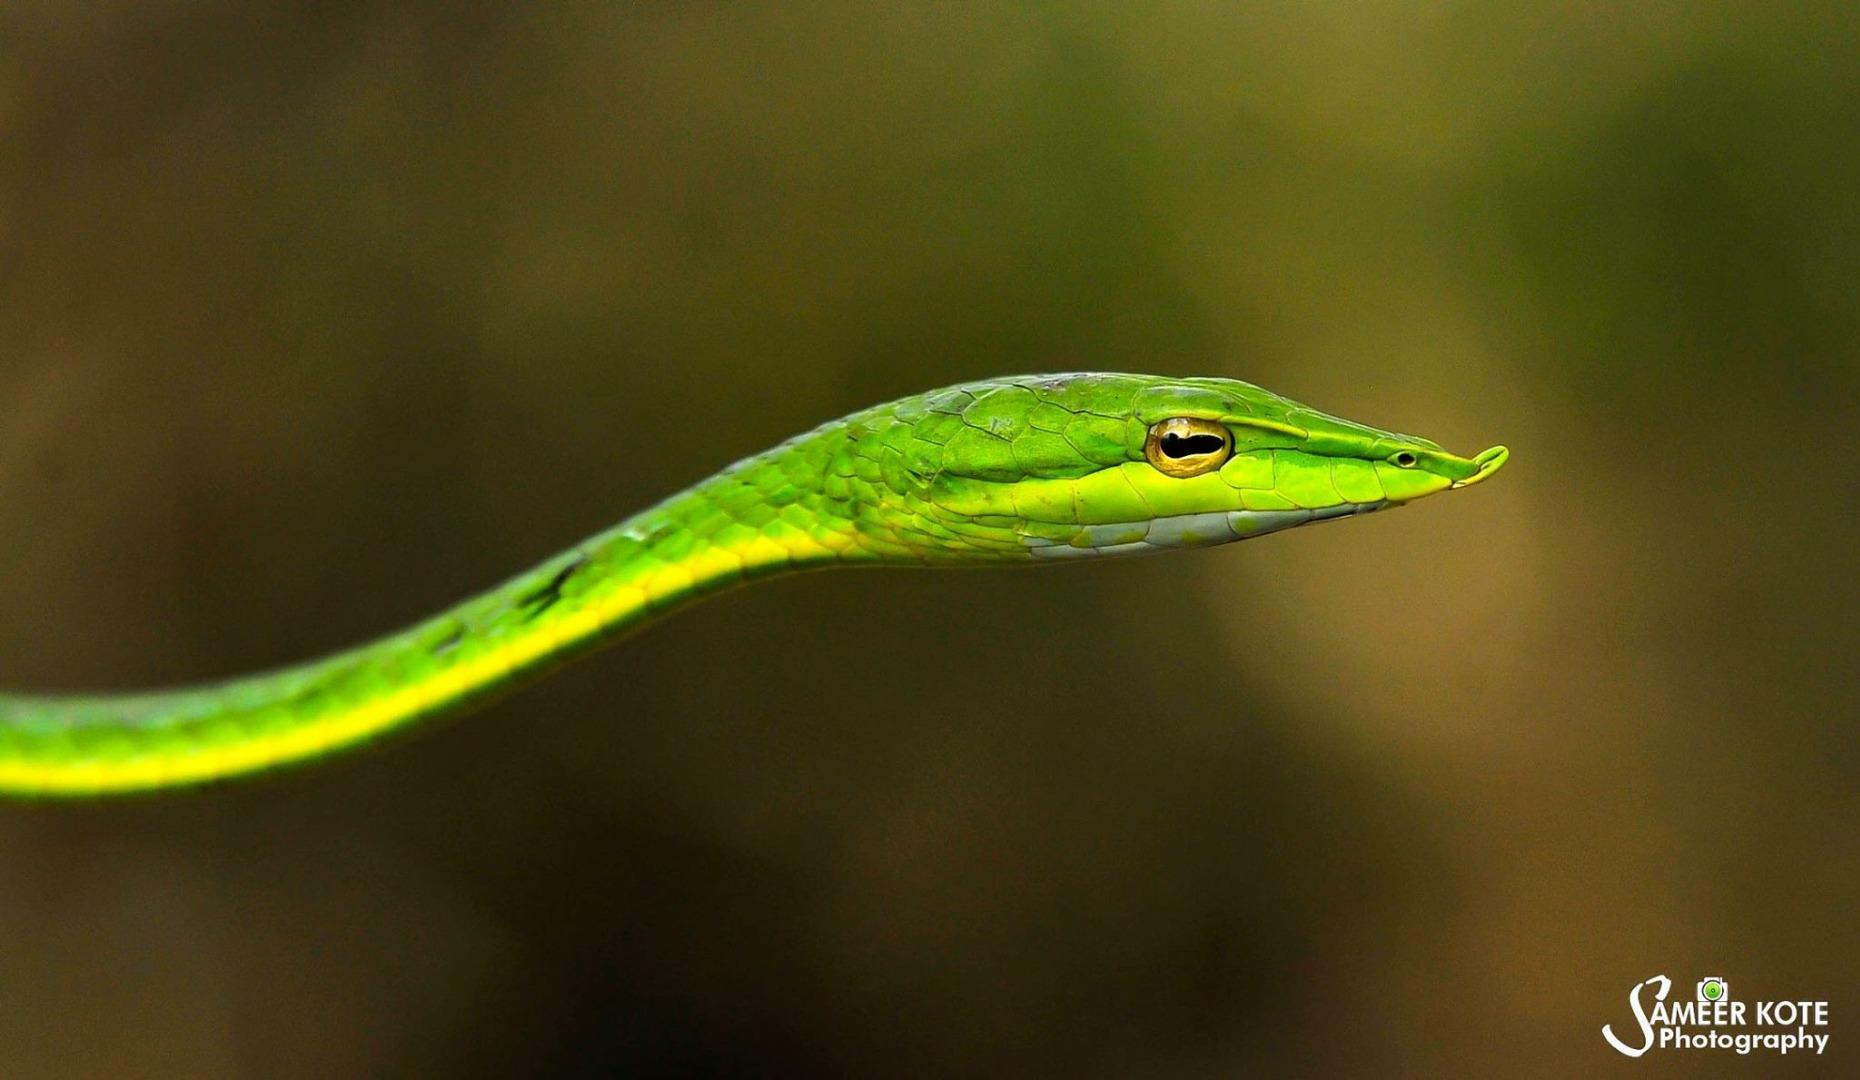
1696,977,1729,1003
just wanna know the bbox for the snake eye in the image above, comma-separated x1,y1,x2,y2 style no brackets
1391,450,1419,468
1144,418,1232,478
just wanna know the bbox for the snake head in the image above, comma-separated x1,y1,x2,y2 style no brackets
855,373,1507,561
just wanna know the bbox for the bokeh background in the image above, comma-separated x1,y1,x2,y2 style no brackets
2,3,1855,1076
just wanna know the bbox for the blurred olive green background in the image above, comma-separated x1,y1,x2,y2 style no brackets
2,3,1856,1077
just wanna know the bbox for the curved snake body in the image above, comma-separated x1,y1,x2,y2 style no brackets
0,373,1506,796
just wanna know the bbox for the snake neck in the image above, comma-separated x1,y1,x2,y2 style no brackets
0,400,1050,795
0,435,875,796
506,445,868,654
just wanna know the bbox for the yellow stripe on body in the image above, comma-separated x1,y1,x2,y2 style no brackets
0,528,841,796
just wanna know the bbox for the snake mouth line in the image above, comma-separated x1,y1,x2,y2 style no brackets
1451,445,1510,489
1025,502,1389,559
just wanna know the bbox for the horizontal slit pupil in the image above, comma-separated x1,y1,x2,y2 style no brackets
1161,432,1225,458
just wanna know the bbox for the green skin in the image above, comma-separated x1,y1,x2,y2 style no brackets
0,373,1506,797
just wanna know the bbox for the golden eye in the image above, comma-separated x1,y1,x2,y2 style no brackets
1144,417,1232,478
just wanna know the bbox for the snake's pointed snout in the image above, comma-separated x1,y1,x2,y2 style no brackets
1450,445,1509,489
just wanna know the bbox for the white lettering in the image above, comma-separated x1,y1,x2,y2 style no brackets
1603,975,1670,1058
1604,977,1831,1058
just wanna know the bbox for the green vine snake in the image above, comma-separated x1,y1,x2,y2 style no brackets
0,373,1506,798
